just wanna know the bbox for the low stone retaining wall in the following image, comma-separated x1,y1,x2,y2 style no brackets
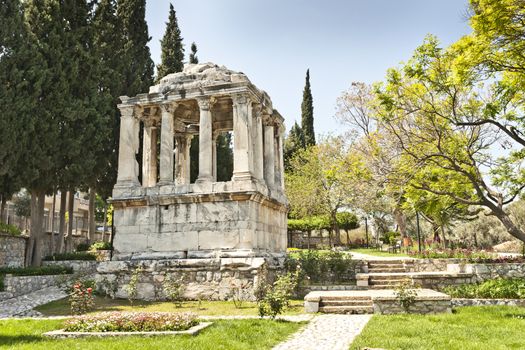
373,298,451,314
452,298,525,307
43,260,98,273
0,274,68,301
96,256,284,301
0,234,27,268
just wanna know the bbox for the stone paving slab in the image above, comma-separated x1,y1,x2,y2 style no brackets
305,288,450,301
0,286,67,318
272,314,372,350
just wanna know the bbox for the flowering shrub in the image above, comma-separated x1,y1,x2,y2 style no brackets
408,249,495,260
64,312,199,332
163,275,185,306
69,281,95,315
257,271,300,319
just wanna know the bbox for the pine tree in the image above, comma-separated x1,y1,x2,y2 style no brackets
301,69,315,146
117,0,154,95
189,42,198,64
156,3,184,80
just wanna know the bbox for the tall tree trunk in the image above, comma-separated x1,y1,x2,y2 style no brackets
331,211,341,245
50,192,56,255
307,229,311,249
58,191,67,253
25,192,37,266
88,188,96,243
66,190,74,252
441,225,447,249
432,224,441,244
102,204,108,242
393,207,407,240
0,194,7,223
31,191,46,267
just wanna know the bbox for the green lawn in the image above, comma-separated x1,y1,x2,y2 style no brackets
0,318,304,350
350,306,525,350
349,248,409,258
35,296,305,317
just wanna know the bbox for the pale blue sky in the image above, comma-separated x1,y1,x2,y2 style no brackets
145,0,471,135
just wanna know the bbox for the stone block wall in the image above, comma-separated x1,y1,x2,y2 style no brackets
373,298,452,314
112,193,287,260
96,256,283,301
0,234,27,267
43,260,98,273
0,274,66,301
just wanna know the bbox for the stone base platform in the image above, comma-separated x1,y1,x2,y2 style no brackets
96,255,283,301
304,289,451,315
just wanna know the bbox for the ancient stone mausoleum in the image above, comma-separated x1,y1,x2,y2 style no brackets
97,63,288,300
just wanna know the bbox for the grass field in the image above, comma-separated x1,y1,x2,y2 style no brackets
0,318,304,350
35,296,305,317
350,306,525,350
349,248,410,258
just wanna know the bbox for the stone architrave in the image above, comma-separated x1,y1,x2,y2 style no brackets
263,124,275,189
232,94,254,181
158,103,177,185
196,97,214,183
115,106,140,187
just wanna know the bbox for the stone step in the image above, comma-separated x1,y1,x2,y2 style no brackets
368,268,407,273
368,260,408,265
319,295,372,301
318,305,375,314
369,275,410,281
320,299,373,307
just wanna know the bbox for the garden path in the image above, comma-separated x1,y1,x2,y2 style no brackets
0,286,66,318
272,314,372,350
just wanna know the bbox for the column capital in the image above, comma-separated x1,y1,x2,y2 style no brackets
231,93,250,106
196,96,215,110
160,102,178,114
118,105,135,118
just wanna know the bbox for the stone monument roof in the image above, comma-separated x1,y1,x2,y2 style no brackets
149,63,253,94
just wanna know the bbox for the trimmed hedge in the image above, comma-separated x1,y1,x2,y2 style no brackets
43,252,97,261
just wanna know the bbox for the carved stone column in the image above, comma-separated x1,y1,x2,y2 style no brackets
212,131,219,181
175,134,192,185
116,106,140,187
232,94,254,181
263,124,275,189
252,105,264,181
277,126,285,190
196,97,214,183
142,121,158,187
158,103,177,185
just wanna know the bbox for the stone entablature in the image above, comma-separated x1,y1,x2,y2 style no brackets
110,62,287,265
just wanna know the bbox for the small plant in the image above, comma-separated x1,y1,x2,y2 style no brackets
90,241,112,251
43,252,97,261
125,266,142,305
69,280,95,315
0,222,22,236
75,242,91,252
395,280,417,312
228,280,252,309
443,278,525,299
163,274,185,307
257,270,300,319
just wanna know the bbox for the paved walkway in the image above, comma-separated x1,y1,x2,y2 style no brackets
272,314,372,350
0,286,67,318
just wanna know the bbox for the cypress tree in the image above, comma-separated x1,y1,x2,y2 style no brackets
283,122,305,170
156,2,184,80
189,42,198,64
301,69,315,146
117,0,154,95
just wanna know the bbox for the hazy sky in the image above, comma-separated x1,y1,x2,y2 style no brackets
145,0,471,135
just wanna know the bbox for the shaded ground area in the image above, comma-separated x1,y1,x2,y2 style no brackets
350,306,525,350
35,296,305,317
0,318,304,350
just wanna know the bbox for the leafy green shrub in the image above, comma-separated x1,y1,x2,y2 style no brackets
288,213,359,232
75,242,91,252
163,274,185,307
0,222,22,236
395,280,417,312
257,271,300,319
126,267,142,305
285,249,357,284
90,241,112,251
408,249,495,260
64,312,199,332
44,252,97,261
444,278,525,299
383,231,400,245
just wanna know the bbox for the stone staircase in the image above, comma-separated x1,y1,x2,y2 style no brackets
318,295,374,314
369,274,411,289
367,260,410,273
